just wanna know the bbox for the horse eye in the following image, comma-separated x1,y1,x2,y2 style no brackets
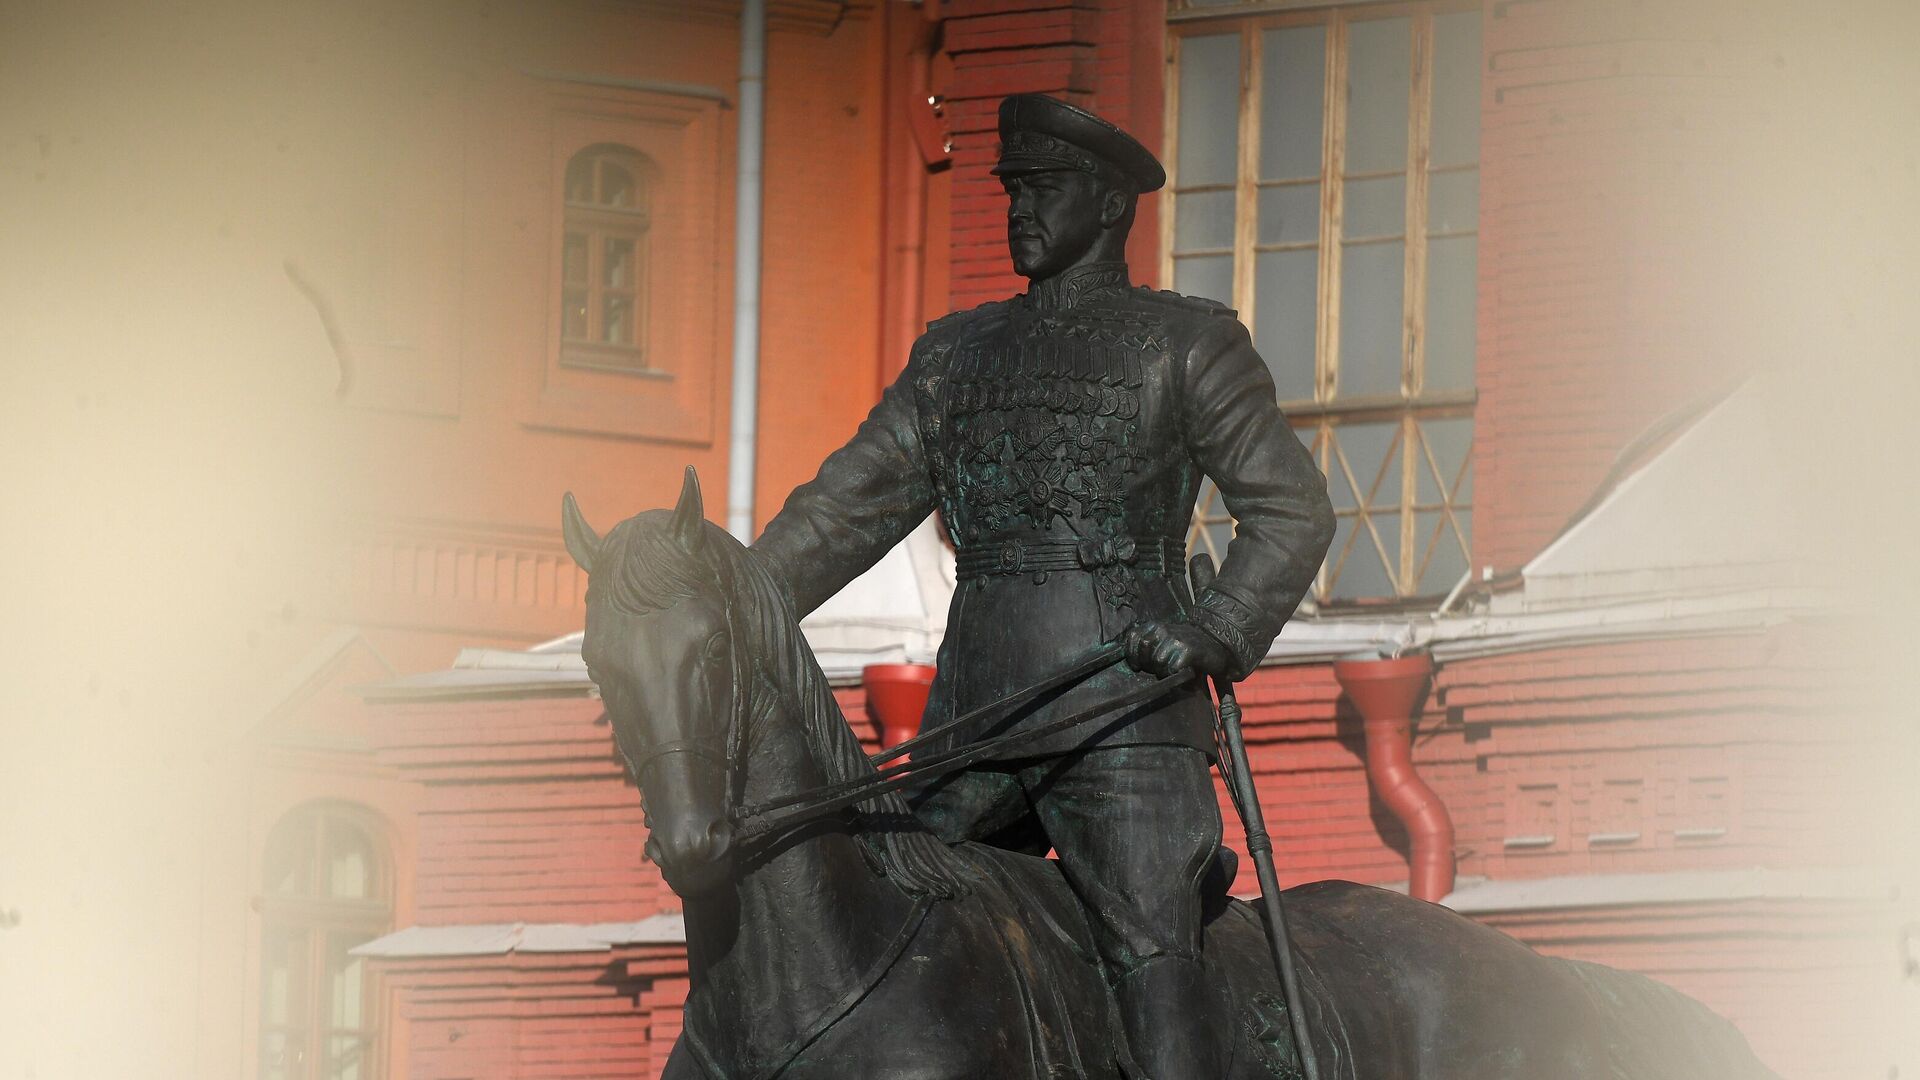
703,632,729,665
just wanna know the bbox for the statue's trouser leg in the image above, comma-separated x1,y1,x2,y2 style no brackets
908,764,1049,854
1022,745,1227,1080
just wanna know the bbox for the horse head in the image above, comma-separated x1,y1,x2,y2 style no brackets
564,467,745,897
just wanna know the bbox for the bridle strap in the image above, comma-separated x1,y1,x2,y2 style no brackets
629,739,731,776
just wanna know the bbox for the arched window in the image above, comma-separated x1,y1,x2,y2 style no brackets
257,803,392,1080
560,143,652,371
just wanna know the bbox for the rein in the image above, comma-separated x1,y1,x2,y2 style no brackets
732,665,1195,847
869,643,1125,766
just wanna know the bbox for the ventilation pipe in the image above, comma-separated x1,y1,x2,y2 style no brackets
725,0,767,541
861,663,936,752
1334,653,1456,902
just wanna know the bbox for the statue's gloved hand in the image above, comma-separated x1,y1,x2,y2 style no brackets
1121,617,1234,679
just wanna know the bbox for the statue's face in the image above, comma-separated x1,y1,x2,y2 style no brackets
1003,168,1111,279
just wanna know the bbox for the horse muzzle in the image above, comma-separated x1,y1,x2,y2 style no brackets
646,815,736,896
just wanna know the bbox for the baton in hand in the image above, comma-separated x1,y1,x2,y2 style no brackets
1189,553,1320,1080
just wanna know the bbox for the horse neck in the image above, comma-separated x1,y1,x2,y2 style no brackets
681,680,918,1038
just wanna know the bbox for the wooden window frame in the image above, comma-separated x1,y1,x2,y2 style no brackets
560,145,655,372
256,803,394,1080
1167,0,1480,607
520,83,723,445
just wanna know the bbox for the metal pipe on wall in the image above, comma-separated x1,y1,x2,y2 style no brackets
726,0,767,541
1334,652,1457,903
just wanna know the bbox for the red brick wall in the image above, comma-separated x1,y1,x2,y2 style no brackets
1473,0,1772,571
367,689,885,924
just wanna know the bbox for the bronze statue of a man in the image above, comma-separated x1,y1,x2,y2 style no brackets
751,93,1335,1079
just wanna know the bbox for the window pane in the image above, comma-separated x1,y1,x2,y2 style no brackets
603,296,633,345
260,929,308,1026
1337,240,1404,398
1177,34,1242,187
1332,421,1400,511
1174,189,1235,253
1174,254,1234,307
1431,11,1483,168
1427,169,1479,234
262,821,314,896
1330,512,1398,600
328,933,372,1028
1344,17,1412,175
604,236,634,289
1415,509,1469,595
565,155,593,203
325,1035,369,1080
1419,416,1474,504
260,1030,304,1080
1256,183,1319,246
324,825,374,900
1424,235,1477,393
599,161,634,208
1254,248,1318,401
563,288,588,340
562,232,588,285
1342,174,1405,240
1260,25,1326,180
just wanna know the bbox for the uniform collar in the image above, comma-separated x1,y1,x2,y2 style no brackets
1022,260,1131,312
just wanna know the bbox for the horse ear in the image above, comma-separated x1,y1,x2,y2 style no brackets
560,492,603,574
672,466,706,552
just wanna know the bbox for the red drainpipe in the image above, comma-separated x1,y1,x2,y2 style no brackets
861,663,936,752
1333,653,1456,902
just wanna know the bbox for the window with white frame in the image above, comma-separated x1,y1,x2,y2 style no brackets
1169,2,1481,605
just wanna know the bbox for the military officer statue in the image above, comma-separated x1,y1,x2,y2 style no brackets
750,94,1335,1079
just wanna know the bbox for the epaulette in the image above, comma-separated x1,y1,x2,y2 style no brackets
1130,285,1237,319
924,298,1011,336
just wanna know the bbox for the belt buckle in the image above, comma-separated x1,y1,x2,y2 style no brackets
998,541,1021,574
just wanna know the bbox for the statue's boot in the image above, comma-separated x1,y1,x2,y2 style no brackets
1114,954,1226,1080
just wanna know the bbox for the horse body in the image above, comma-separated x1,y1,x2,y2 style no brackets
565,474,1780,1080
663,692,1123,1080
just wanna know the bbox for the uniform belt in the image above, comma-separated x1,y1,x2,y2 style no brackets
955,535,1180,581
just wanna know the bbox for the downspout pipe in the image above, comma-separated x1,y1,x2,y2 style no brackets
1333,653,1456,902
862,663,937,752
726,0,767,541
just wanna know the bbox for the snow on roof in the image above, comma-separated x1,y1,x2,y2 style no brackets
352,912,686,958
1518,369,1829,610
1439,866,1893,914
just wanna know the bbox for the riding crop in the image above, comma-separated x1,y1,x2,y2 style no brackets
1189,553,1321,1080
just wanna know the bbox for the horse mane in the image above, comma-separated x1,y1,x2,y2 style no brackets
594,512,969,899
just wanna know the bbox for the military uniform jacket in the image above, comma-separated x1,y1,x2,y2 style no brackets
753,262,1335,757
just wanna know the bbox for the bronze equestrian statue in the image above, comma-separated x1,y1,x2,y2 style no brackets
561,472,1779,1079
563,94,1779,1077
748,92,1336,1080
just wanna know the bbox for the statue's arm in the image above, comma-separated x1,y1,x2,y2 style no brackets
1180,318,1337,679
750,354,936,619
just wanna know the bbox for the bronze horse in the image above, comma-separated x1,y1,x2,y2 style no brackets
564,470,1780,1080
